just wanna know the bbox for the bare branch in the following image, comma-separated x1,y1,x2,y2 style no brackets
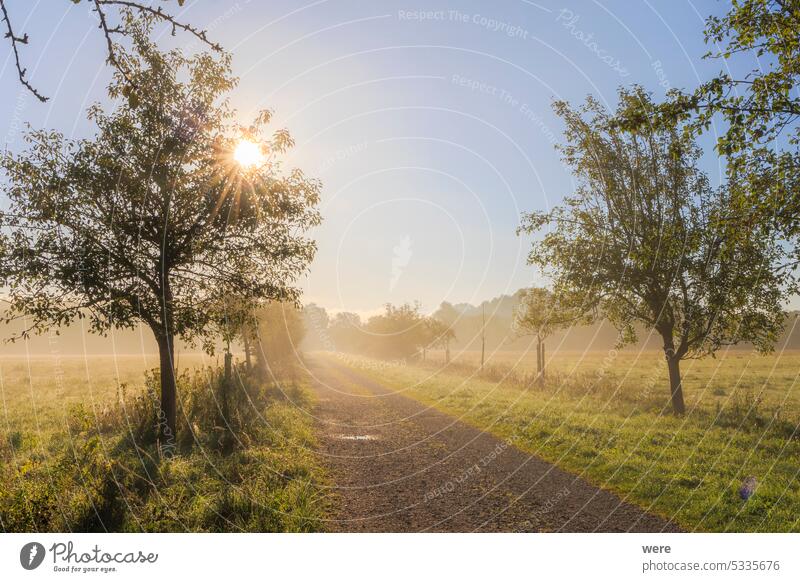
0,0,47,102
1,0,221,102
101,1,222,51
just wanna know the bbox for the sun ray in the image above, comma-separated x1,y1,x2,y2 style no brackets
233,139,263,168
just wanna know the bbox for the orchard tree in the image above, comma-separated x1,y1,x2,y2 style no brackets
633,1,800,275
421,317,455,363
252,302,306,376
520,88,787,414
515,287,582,382
363,303,422,360
214,295,259,373
0,17,321,442
432,301,460,362
328,312,363,353
301,303,331,351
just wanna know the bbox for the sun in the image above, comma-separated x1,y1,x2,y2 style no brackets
233,139,263,168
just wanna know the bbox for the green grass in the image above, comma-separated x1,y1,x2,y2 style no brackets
334,351,800,532
428,348,800,420
0,356,329,532
0,354,213,447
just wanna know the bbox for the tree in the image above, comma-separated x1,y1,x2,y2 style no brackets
1,0,220,102
252,302,306,377
328,312,363,353
214,295,259,373
432,301,459,324
520,88,787,414
0,17,321,442
363,303,422,360
515,287,582,383
421,317,455,363
635,1,800,276
432,302,459,363
301,303,330,351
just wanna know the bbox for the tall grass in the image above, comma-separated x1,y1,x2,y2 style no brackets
0,365,328,532
421,351,800,440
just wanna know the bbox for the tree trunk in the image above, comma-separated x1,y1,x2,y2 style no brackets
222,349,232,421
536,337,543,385
666,354,686,415
255,335,265,374
480,304,486,370
155,262,177,452
156,332,177,450
243,333,251,372
224,349,232,384
542,341,546,381
445,341,450,365
660,330,686,415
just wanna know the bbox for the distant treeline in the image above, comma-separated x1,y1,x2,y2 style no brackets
301,291,800,356
3,292,797,357
302,303,453,361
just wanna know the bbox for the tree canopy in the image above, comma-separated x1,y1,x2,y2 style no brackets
0,15,321,440
514,287,586,380
623,1,800,276
515,287,584,342
520,88,788,413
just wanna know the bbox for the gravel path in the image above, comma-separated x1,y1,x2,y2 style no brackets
308,355,681,532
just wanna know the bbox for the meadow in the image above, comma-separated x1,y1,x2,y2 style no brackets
337,349,800,532
0,354,328,532
4,348,799,532
428,348,800,424
1,354,212,447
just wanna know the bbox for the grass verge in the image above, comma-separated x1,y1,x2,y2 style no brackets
332,353,800,532
0,366,329,532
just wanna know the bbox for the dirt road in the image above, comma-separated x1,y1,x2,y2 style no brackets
307,355,681,532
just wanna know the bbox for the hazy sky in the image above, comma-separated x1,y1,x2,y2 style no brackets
0,1,740,316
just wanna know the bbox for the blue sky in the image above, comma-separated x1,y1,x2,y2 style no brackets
0,1,737,315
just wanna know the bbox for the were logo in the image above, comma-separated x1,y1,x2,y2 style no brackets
20,542,46,570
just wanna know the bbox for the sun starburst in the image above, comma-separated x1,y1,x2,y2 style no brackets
233,139,263,168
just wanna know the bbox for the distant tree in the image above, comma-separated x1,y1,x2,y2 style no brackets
0,17,320,441
328,312,363,353
0,0,220,102
253,302,306,376
301,303,331,351
520,88,787,414
214,295,258,372
432,301,459,326
431,304,459,363
515,287,582,382
364,302,426,360
421,317,455,363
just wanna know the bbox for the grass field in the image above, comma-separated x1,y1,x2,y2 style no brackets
1,354,214,449
4,349,799,532
334,350,800,532
0,354,328,532
428,348,800,425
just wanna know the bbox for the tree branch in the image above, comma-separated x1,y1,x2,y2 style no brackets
0,0,47,102
1,0,221,102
